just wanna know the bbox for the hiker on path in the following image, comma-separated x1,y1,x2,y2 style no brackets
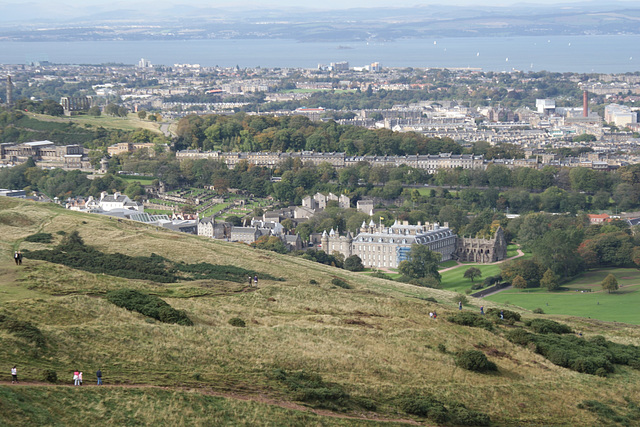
14,251,19,265
11,366,18,383
97,369,102,385
73,370,80,386
18,251,22,265
253,275,258,288
79,371,83,385
458,301,462,310
480,306,484,315
248,276,253,287
500,310,504,320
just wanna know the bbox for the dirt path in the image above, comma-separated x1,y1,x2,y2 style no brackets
0,381,420,425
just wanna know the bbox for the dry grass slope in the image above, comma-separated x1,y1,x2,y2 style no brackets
1,198,640,425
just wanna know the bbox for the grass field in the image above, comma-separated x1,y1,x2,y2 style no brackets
119,175,156,185
2,198,640,425
486,268,640,325
31,113,163,134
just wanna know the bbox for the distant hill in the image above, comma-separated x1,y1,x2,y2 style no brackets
1,196,640,425
1,2,640,41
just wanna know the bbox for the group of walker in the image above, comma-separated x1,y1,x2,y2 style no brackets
248,275,258,288
9,366,103,385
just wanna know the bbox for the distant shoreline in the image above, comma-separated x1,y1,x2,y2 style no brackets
0,35,638,73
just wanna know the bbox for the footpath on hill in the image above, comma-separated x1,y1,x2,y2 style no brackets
0,381,420,425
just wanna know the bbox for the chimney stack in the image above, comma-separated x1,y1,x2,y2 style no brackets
583,91,588,117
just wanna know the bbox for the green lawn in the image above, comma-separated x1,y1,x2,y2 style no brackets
440,263,504,293
438,260,458,270
506,244,519,258
119,175,156,185
485,268,640,325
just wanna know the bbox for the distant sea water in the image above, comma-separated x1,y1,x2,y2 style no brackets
0,35,638,73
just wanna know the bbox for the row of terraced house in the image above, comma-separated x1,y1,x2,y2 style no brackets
176,150,629,172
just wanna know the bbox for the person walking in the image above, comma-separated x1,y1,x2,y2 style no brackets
500,310,504,320
248,276,253,287
73,370,79,386
14,251,19,265
480,306,484,315
11,366,18,384
17,251,22,265
458,301,462,310
96,369,102,385
79,371,83,386
253,275,258,288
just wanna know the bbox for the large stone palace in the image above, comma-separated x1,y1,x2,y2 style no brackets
321,220,507,269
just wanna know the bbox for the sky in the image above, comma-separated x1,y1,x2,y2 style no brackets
5,0,640,9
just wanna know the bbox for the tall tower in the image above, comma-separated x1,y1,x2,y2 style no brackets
6,75,13,107
583,90,588,117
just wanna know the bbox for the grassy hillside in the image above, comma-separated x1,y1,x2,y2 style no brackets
30,112,163,134
1,197,640,425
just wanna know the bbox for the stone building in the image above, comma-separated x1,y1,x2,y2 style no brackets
322,221,507,269
456,227,507,263
323,220,457,269
197,216,231,240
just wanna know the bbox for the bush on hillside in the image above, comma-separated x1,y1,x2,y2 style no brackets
43,370,58,383
525,319,572,334
106,289,193,326
331,277,352,289
24,232,53,243
398,393,490,426
24,230,282,284
455,350,498,373
447,312,493,331
505,329,640,375
273,369,350,409
228,317,246,327
486,308,521,322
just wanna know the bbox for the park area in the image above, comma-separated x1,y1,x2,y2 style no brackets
386,244,640,325
485,267,640,325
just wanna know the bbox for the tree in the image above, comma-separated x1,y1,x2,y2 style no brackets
344,255,364,272
398,244,442,282
137,110,147,120
463,267,482,283
601,274,619,293
226,215,243,226
88,106,101,116
512,275,527,289
540,268,560,291
501,258,545,288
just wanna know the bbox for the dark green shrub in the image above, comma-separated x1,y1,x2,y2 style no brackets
105,289,193,326
56,230,66,236
486,308,521,322
397,394,491,425
399,395,448,423
455,350,497,373
533,308,545,314
24,232,53,243
595,368,608,377
437,343,447,353
449,403,492,426
43,369,58,383
309,279,318,285
447,312,493,331
505,329,533,346
25,234,281,284
228,317,246,327
526,319,572,334
273,369,350,408
331,277,351,289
